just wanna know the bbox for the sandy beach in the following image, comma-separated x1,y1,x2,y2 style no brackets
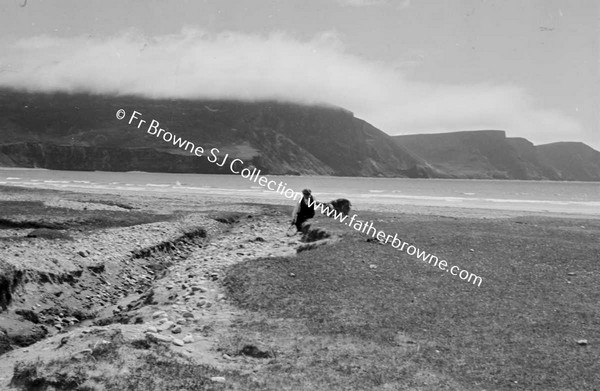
0,183,598,390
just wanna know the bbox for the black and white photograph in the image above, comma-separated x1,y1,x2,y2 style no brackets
0,0,598,389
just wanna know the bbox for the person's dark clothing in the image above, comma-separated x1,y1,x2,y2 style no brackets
294,195,315,231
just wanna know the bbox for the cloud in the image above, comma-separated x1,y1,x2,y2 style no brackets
334,0,389,7
0,29,585,146
397,0,411,10
334,0,409,9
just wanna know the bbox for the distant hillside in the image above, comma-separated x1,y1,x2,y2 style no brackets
0,89,430,177
394,131,600,181
394,130,556,180
1,89,598,181
536,142,600,181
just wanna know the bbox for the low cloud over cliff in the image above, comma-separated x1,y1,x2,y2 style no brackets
0,29,583,145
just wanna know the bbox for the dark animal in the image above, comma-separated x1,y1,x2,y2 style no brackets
328,198,351,216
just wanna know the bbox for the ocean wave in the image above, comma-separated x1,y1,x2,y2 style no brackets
361,193,600,206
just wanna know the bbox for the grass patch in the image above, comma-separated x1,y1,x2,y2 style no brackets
224,213,600,390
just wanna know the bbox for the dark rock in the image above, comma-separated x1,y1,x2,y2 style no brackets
239,344,273,359
0,329,12,355
27,229,73,240
302,226,330,243
171,325,182,334
15,309,40,324
87,262,105,273
297,239,333,253
93,317,116,326
2,322,48,350
0,263,24,312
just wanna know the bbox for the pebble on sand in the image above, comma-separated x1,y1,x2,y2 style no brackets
157,317,169,325
158,321,175,331
145,326,158,333
172,338,185,346
152,310,167,319
146,332,171,343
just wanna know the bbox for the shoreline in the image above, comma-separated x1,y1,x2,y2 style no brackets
2,166,600,218
2,182,599,220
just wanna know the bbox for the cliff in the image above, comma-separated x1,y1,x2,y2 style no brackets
1,89,598,180
0,89,424,177
394,131,600,181
536,142,600,181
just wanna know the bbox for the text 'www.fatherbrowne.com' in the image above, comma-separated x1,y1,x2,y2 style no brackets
306,197,483,287
116,108,483,287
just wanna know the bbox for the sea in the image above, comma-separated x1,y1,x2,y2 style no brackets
1,168,599,216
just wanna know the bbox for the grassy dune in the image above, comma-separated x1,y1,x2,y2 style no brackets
224,212,600,390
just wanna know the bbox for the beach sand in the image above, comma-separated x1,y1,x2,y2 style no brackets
0,184,598,390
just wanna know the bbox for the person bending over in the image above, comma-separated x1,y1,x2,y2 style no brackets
291,189,315,232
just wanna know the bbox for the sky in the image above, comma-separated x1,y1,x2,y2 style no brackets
0,0,598,149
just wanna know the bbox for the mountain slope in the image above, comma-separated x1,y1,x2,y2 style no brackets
394,130,560,180
0,89,425,177
1,89,598,181
394,131,600,181
536,142,600,181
